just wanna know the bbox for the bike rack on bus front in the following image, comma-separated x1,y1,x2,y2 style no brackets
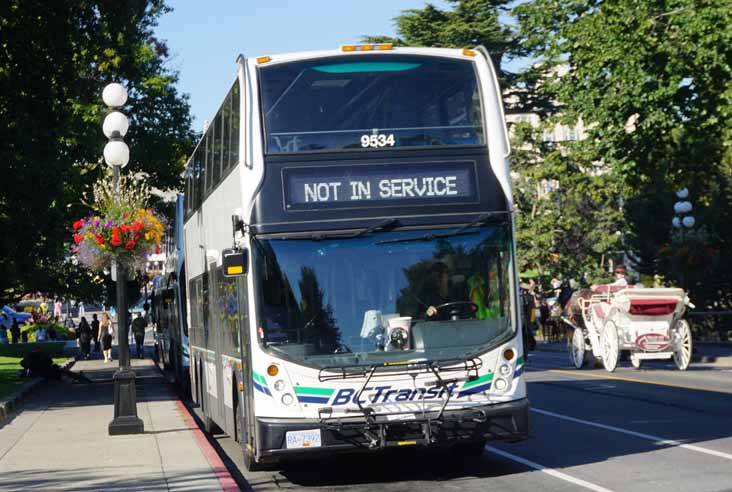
316,358,486,449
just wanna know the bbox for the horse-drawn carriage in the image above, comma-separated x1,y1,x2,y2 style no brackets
564,286,693,371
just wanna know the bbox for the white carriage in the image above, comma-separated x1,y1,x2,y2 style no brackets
567,287,693,372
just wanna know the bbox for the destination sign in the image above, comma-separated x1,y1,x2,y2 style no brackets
283,161,477,210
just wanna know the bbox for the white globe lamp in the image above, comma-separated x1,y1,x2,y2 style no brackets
102,83,128,108
676,188,689,199
103,140,130,168
672,217,681,228
102,111,129,138
682,216,695,228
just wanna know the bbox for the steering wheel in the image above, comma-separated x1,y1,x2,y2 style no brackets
435,301,478,320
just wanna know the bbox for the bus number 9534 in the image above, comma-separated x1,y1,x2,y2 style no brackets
361,133,395,148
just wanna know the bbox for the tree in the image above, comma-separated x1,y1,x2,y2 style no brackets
0,1,195,303
515,0,732,305
362,0,520,84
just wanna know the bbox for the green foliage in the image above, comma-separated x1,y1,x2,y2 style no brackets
515,0,732,306
362,0,519,83
0,1,195,304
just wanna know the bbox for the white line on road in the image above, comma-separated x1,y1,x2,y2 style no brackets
532,407,732,462
485,445,616,492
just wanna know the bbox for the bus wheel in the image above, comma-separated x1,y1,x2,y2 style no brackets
243,448,275,471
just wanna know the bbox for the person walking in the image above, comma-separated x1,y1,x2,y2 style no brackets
53,298,63,321
78,317,92,360
132,312,146,359
100,312,114,363
91,314,100,355
10,319,21,344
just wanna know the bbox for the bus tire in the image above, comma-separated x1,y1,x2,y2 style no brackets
243,448,275,471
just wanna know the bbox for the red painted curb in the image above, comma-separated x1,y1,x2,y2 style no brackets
175,399,240,491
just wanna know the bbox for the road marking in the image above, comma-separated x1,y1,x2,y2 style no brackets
548,369,725,393
486,445,615,492
533,407,732,462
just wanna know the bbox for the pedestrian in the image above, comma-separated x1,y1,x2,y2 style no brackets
10,319,21,344
91,313,100,354
78,317,92,360
20,346,91,383
53,297,63,319
100,312,114,363
127,310,133,345
132,312,146,359
34,326,47,342
78,301,85,319
47,325,57,341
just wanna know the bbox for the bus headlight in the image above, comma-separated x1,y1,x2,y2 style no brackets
274,380,286,392
499,364,511,376
281,393,294,406
494,378,508,391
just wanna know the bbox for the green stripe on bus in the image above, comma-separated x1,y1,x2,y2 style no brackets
462,373,494,389
253,372,266,385
312,62,422,74
293,386,334,396
516,356,524,366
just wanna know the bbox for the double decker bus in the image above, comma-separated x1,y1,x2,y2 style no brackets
183,44,528,470
152,195,190,394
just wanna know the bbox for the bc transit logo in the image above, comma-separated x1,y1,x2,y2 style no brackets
330,384,459,406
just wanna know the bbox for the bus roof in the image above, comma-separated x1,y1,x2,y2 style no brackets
249,46,477,67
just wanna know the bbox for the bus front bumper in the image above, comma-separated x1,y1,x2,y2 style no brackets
255,398,529,460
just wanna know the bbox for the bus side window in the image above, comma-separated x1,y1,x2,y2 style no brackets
231,81,240,167
221,92,230,173
212,109,221,185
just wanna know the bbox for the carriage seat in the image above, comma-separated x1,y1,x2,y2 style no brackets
592,284,634,294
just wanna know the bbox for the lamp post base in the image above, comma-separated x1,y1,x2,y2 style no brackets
108,368,144,435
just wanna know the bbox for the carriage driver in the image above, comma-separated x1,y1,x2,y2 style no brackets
591,265,628,292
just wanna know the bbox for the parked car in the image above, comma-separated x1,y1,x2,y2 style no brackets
1,305,33,329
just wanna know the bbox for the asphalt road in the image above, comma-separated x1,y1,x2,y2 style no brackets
191,350,732,492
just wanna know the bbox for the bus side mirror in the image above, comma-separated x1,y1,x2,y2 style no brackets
222,248,248,277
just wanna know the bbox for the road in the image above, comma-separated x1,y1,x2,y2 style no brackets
188,349,732,492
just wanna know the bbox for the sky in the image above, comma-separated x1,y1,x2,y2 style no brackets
155,1,452,129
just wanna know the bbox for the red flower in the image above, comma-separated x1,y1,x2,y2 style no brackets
120,224,129,233
111,227,120,237
123,213,129,219
95,235,105,245
133,221,144,231
72,220,84,231
125,240,136,250
155,245,161,254
111,236,122,246
73,234,83,244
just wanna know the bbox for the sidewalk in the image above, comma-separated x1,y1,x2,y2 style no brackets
0,355,235,491
535,340,732,367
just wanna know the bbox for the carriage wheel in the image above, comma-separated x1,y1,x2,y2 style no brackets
568,327,588,369
673,319,692,371
601,321,619,372
630,353,642,370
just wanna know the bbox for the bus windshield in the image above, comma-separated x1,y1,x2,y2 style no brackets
253,224,514,368
259,55,484,154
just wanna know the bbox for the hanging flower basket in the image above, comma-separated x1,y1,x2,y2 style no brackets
70,173,165,274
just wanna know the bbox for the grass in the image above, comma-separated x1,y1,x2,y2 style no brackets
0,355,69,400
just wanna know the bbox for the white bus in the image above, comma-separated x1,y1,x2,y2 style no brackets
152,195,190,394
183,44,528,470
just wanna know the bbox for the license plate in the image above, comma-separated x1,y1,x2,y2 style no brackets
285,429,322,449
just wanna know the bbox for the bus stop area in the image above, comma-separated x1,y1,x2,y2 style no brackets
0,356,237,492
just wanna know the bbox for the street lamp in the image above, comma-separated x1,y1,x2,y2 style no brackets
103,82,144,435
672,188,695,291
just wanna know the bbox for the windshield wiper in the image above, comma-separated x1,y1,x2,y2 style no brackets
376,213,495,245
285,218,399,241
